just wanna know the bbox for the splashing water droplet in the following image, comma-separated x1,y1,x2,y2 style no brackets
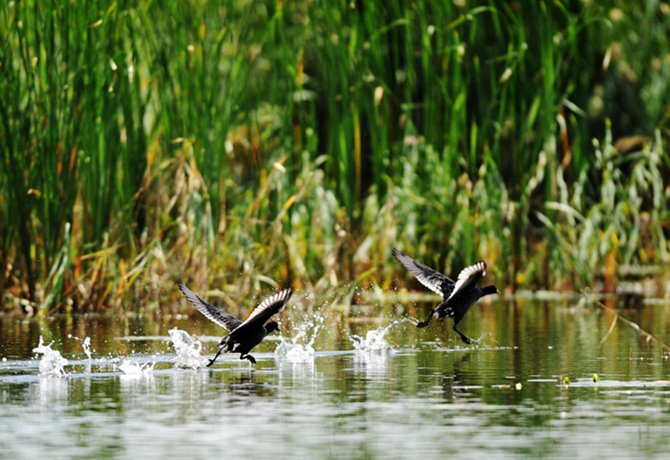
70,334,94,362
350,329,391,353
119,359,154,375
275,317,323,363
82,337,93,361
169,328,209,369
33,337,68,377
349,321,400,354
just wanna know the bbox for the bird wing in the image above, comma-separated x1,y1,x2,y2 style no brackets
392,248,454,298
177,281,242,331
229,288,293,339
446,261,487,301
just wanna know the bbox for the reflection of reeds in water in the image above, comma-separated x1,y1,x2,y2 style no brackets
1,1,668,314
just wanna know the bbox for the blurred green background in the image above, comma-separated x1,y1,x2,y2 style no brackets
1,0,669,314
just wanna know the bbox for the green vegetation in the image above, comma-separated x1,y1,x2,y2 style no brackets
1,1,669,314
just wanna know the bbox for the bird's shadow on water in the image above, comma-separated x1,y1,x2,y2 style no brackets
205,369,278,399
441,367,474,402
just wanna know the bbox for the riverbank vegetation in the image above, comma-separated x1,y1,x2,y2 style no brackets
1,1,669,314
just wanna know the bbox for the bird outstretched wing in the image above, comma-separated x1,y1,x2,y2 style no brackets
447,261,487,301
392,248,455,298
229,288,293,339
178,280,243,331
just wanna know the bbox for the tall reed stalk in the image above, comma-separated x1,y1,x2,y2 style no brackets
0,0,668,312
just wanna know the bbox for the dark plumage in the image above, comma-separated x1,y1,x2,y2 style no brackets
178,281,292,366
392,248,499,344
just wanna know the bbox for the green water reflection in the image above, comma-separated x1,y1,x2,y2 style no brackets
1,298,669,459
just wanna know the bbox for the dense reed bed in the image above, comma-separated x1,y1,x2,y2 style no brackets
1,1,669,314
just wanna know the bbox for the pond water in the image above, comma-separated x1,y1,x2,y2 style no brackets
1,296,670,459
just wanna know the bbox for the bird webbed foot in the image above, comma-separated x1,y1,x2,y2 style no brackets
459,335,479,345
453,324,478,345
416,318,431,328
416,311,434,328
207,349,223,367
241,354,257,365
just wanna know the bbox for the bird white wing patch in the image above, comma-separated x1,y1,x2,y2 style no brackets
243,288,292,325
447,261,487,301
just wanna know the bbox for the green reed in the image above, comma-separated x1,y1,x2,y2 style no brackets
0,0,668,313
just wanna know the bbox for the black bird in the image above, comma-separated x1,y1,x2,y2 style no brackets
178,281,292,366
392,248,499,344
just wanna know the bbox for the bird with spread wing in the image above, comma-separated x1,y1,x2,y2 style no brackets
392,248,499,344
178,281,292,366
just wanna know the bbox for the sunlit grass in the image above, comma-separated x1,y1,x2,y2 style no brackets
0,1,668,314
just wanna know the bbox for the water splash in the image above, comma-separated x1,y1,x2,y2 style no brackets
82,337,93,360
68,334,94,361
275,317,324,363
350,320,403,354
350,321,405,377
119,359,155,375
33,337,68,377
169,328,209,369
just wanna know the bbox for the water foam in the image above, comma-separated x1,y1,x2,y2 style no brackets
168,328,209,369
275,317,324,363
119,359,155,375
350,321,401,354
33,337,69,377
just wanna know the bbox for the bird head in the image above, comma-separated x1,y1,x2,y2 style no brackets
265,321,280,334
482,285,499,296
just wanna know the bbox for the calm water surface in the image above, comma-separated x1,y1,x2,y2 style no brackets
1,297,670,459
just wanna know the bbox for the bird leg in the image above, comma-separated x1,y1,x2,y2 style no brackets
416,310,434,328
207,348,224,367
240,354,257,365
453,323,478,345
